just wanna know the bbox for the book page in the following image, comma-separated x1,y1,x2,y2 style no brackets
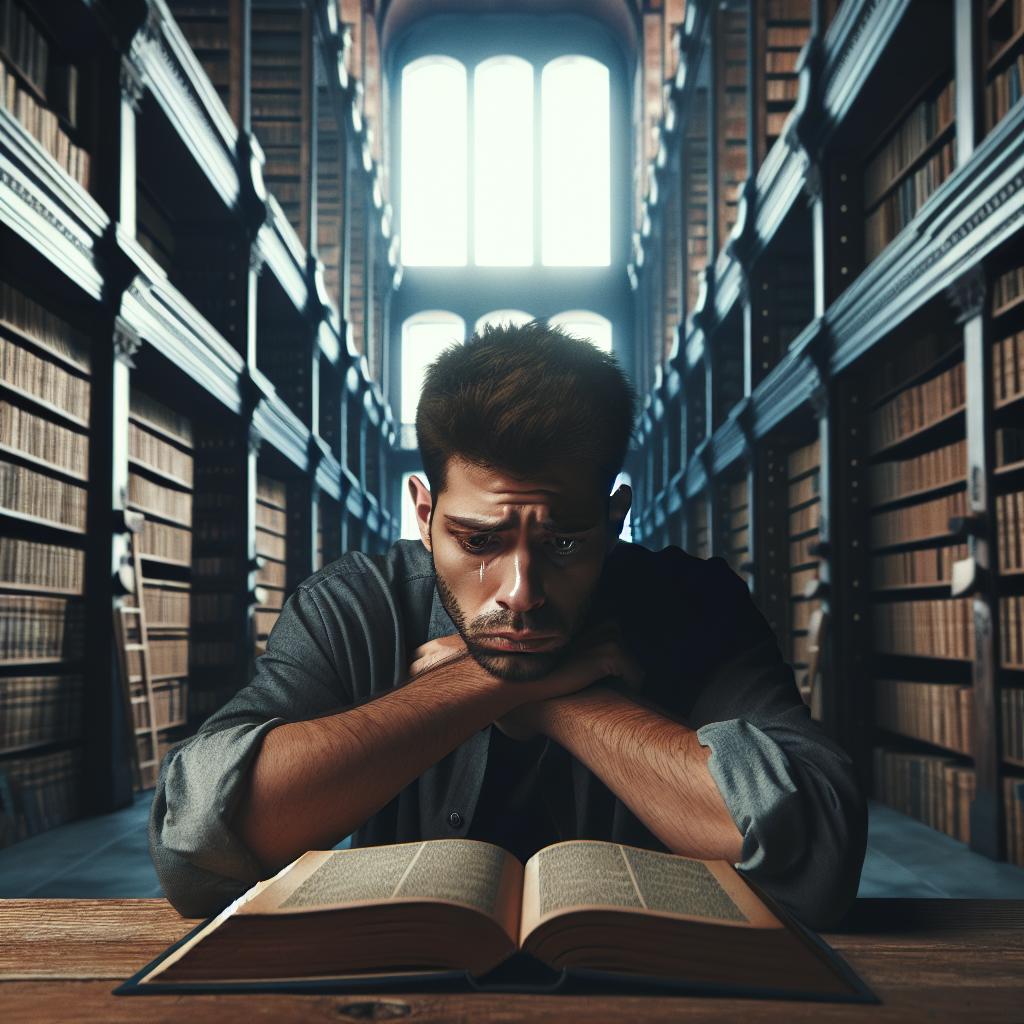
240,840,523,940
520,840,780,942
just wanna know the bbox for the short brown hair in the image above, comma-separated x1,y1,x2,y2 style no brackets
415,319,637,495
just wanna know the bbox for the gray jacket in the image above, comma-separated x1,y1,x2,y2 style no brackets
149,539,867,929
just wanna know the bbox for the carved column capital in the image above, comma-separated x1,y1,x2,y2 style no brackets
119,56,145,113
947,265,987,323
112,316,142,368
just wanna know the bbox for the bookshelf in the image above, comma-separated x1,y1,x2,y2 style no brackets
982,0,1024,135
758,0,811,161
127,388,193,789
863,76,956,264
0,0,396,843
0,280,89,843
632,0,1024,865
254,471,287,658
715,0,748,251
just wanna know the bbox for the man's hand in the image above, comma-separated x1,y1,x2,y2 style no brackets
407,625,645,742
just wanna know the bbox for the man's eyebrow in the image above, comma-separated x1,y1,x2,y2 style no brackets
443,514,597,532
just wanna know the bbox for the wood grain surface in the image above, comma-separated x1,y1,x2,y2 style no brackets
0,899,1022,1022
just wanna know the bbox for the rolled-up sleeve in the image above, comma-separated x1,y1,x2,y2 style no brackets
684,564,867,931
149,582,352,917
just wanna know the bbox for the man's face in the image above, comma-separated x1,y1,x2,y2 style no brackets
410,458,631,682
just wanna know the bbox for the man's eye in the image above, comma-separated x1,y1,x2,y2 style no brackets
458,534,494,553
551,537,582,556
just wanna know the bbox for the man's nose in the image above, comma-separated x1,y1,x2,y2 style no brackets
495,548,545,614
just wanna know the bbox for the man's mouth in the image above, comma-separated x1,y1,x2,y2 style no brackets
474,633,563,652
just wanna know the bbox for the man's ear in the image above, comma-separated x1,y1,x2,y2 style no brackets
408,474,433,551
607,482,632,548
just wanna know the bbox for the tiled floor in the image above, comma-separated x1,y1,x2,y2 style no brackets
1,797,1023,899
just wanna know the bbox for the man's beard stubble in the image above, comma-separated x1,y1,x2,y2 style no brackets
430,553,596,683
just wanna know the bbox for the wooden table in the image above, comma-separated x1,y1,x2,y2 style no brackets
1,899,1022,1022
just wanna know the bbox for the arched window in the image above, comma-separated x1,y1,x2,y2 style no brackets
400,57,467,266
541,57,611,266
401,311,465,426
474,309,534,334
474,56,534,266
549,310,613,353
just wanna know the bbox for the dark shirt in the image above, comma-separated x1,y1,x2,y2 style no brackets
467,729,559,863
149,539,868,929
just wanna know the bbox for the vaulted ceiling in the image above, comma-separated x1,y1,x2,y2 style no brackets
377,0,640,59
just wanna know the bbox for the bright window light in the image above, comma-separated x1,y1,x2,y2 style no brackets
474,309,534,334
541,57,611,266
613,472,632,542
401,312,466,425
401,58,467,266
474,57,533,266
549,310,613,352
401,471,427,541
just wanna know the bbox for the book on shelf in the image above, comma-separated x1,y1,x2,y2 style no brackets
868,360,964,452
996,490,1022,572
868,439,966,505
1002,688,1023,763
117,838,874,1002
872,747,974,843
872,597,975,660
0,745,83,846
994,332,1024,407
0,535,84,592
1004,776,1024,867
0,673,83,751
869,489,967,548
869,542,966,589
0,593,84,662
1001,595,1024,669
874,679,974,756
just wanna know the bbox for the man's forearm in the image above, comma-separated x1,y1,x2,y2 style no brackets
536,685,745,862
235,655,516,871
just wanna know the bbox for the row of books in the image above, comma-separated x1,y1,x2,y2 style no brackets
126,635,188,682
1005,776,1024,866
0,334,91,422
0,535,83,592
255,474,288,656
872,746,974,843
868,489,967,549
140,518,191,565
993,264,1024,315
0,283,90,370
128,471,193,526
256,499,286,535
868,439,965,505
863,79,955,209
1003,688,1024,762
1000,595,1024,669
997,490,1024,572
874,679,973,756
872,597,975,660
129,422,195,488
985,52,1024,134
131,678,187,733
0,459,86,530
1,400,88,476
142,582,190,628
0,64,89,188
865,140,955,262
994,331,1024,406
869,542,966,589
868,360,965,453
0,0,47,95
0,746,83,847
0,673,83,752
0,594,84,663
130,390,194,448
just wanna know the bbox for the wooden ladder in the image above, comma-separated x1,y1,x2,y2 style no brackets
113,523,161,791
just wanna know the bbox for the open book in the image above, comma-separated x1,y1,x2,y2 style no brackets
130,838,866,998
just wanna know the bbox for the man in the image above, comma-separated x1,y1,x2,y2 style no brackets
150,321,867,930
